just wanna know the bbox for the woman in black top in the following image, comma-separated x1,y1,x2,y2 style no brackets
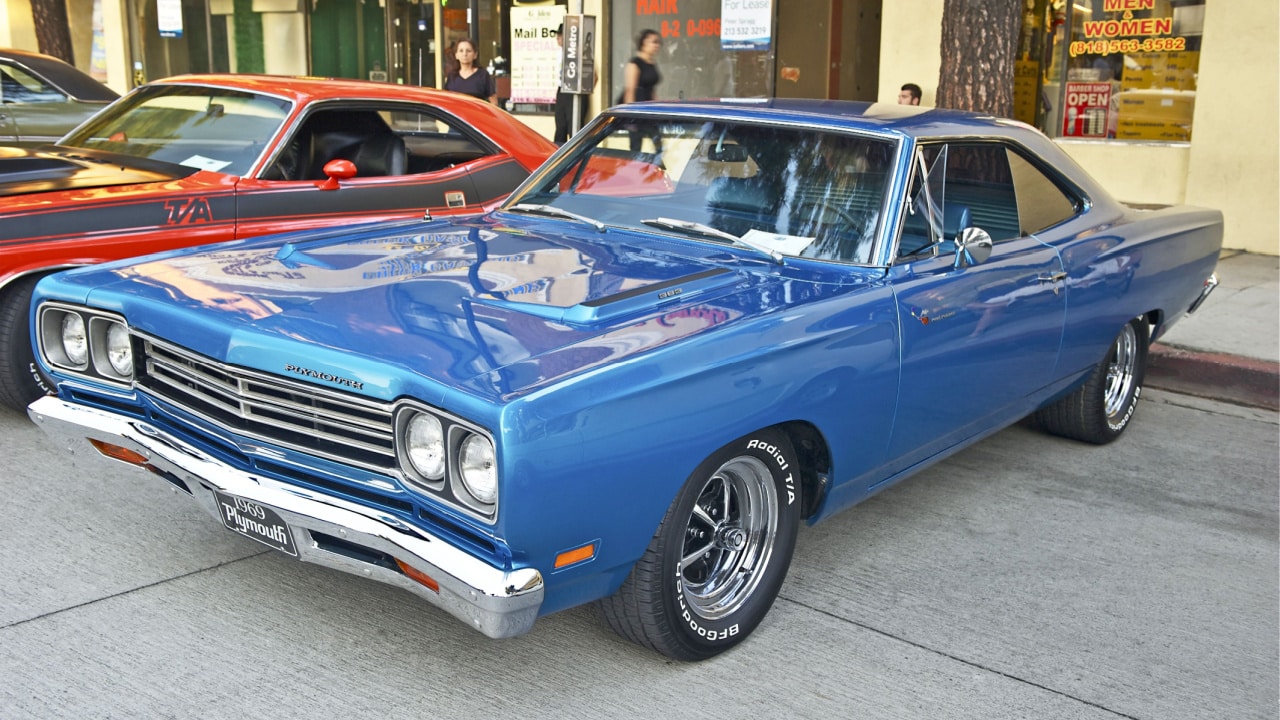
444,39,497,105
620,29,661,104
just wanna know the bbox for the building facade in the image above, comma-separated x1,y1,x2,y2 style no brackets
2,0,1273,254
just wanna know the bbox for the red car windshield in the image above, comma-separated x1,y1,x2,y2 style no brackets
61,84,293,176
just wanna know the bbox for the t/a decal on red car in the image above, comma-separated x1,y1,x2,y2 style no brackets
164,197,214,225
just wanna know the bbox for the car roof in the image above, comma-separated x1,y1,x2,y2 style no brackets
610,98,1038,140
0,47,118,102
153,73,478,106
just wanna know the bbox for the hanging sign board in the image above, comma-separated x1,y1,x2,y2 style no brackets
560,15,596,95
157,0,184,38
721,0,772,51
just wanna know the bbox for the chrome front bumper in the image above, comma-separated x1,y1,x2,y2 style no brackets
28,395,544,639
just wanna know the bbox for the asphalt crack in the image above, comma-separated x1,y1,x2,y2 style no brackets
778,595,1144,720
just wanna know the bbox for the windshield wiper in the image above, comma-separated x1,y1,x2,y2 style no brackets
641,217,783,264
507,203,606,232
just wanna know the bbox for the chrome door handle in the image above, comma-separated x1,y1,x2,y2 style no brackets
1037,271,1067,283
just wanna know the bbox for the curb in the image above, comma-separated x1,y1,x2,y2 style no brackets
1147,344,1280,412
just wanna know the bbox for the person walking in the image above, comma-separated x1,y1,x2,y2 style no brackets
619,29,661,105
444,39,497,105
617,29,662,153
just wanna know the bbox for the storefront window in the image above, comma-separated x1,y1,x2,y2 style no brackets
612,0,774,103
1016,0,1205,142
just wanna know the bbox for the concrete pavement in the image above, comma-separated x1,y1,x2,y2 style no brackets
1148,250,1280,411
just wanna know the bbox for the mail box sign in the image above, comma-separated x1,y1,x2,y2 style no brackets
560,15,597,95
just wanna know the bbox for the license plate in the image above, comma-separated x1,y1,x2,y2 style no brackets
214,491,298,557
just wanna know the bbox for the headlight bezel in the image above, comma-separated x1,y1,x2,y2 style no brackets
395,402,499,522
38,304,136,387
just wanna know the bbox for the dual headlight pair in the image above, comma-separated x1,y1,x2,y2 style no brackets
401,409,498,516
38,306,135,384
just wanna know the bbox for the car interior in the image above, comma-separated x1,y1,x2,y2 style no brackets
261,107,495,182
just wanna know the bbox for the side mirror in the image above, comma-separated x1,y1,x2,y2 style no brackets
317,159,357,191
953,226,993,268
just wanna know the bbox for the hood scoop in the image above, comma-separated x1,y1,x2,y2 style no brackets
475,267,741,326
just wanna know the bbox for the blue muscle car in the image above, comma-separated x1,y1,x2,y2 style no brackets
27,100,1222,660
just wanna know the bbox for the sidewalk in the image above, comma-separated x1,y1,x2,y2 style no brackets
1147,250,1280,411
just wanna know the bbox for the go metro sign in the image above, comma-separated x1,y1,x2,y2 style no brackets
560,15,597,94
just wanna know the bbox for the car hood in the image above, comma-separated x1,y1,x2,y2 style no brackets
59,215,868,403
0,145,197,197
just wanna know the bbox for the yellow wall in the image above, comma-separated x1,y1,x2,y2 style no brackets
1,0,38,50
877,0,1277,255
1183,1,1279,255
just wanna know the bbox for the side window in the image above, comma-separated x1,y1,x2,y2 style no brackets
1007,150,1080,235
382,109,492,174
263,106,493,181
0,64,64,104
898,142,1019,260
941,143,1020,242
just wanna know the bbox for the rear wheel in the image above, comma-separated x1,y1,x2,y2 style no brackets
0,275,54,412
1036,318,1148,444
599,429,801,660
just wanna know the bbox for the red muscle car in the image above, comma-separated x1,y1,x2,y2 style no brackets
0,74,556,410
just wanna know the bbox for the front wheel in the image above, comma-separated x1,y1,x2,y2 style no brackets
1035,318,1148,444
0,275,55,413
599,429,801,660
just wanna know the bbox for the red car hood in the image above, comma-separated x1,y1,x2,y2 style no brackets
0,145,196,197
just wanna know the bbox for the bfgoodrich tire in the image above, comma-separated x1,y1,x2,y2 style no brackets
1035,318,1148,444
0,275,54,413
599,429,801,660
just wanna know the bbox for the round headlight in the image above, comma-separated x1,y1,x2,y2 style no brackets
105,322,133,376
406,413,446,479
459,434,497,505
60,313,88,367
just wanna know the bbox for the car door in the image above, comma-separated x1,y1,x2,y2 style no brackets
883,141,1068,476
231,103,499,238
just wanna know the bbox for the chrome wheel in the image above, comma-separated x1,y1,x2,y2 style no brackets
679,456,779,620
599,430,801,660
1104,322,1138,419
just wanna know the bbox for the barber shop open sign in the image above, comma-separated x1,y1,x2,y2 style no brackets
1063,82,1111,138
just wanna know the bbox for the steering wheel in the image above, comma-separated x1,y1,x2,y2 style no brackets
790,198,864,230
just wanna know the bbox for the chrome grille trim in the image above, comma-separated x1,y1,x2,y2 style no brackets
137,335,397,473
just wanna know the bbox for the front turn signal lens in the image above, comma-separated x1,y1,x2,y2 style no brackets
89,439,149,466
395,559,440,593
555,542,597,569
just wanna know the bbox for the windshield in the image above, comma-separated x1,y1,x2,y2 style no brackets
506,115,896,265
61,85,293,176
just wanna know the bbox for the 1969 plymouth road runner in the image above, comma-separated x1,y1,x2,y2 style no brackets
0,74,554,411
28,100,1221,660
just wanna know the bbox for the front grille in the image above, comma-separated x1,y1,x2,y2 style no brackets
138,336,397,473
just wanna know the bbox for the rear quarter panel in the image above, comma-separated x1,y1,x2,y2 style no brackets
1052,202,1223,379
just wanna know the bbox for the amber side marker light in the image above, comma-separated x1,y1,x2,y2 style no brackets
555,542,597,569
395,559,440,593
89,439,149,466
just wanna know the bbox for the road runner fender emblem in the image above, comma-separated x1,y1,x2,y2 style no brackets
284,364,364,390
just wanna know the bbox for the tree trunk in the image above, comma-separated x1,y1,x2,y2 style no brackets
30,0,75,64
937,0,1022,116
